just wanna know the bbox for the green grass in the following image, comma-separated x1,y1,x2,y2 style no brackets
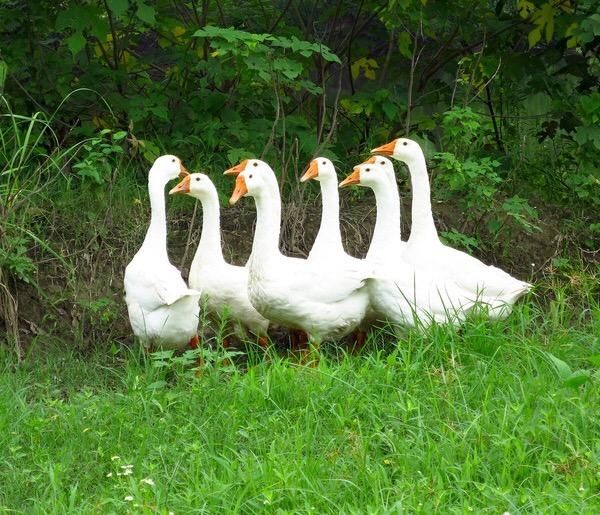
1,289,599,513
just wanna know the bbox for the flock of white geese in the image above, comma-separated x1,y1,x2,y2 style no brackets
124,138,532,357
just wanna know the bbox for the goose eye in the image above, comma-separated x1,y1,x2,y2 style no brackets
380,161,385,165
322,161,326,165
248,174,253,179
403,141,408,146
171,158,176,163
253,162,258,167
195,177,200,181
366,168,370,172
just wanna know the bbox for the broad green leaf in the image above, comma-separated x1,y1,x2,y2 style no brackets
67,32,87,56
564,370,591,388
540,4,555,42
136,2,156,25
227,148,254,165
528,27,541,47
107,0,129,17
544,352,572,380
139,140,160,162
518,0,535,18
398,31,413,59
381,100,398,121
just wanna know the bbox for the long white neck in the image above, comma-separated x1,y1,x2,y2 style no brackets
366,180,402,262
250,187,282,263
406,152,439,244
191,190,225,267
140,176,169,260
311,176,344,256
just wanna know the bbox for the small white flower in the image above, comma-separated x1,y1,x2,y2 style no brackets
121,469,133,476
106,472,113,478
579,486,585,492
168,512,175,515
140,478,155,486
124,495,134,501
531,263,535,267
111,456,120,461
503,511,511,515
121,464,133,469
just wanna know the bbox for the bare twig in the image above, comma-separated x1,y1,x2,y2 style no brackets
378,28,395,87
313,63,343,157
261,81,281,160
180,200,199,269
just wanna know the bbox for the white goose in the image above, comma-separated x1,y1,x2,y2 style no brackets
124,155,201,350
225,159,370,357
372,138,532,317
169,172,269,346
301,157,362,267
301,157,373,348
340,157,476,327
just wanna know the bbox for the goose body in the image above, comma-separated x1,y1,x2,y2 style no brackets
124,155,201,350
169,173,269,340
225,159,370,346
340,158,476,327
372,138,531,317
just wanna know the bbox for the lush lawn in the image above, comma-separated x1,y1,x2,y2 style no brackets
1,293,599,513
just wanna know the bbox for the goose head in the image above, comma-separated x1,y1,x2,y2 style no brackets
339,156,391,190
150,154,189,183
224,159,277,205
371,138,423,165
168,172,217,200
300,157,337,183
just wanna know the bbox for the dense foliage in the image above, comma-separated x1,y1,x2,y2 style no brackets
0,0,599,353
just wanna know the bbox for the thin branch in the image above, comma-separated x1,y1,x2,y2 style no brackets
261,81,281,160
102,0,120,70
313,63,343,157
269,0,293,32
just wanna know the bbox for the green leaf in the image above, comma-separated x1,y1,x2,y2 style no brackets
136,2,155,25
588,354,600,367
139,140,160,163
107,0,129,17
564,370,591,389
227,148,254,165
544,352,572,380
67,32,87,56
398,31,413,59
381,100,398,121
528,27,541,47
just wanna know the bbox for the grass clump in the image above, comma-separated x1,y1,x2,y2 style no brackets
1,287,599,513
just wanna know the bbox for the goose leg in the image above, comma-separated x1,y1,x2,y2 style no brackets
299,335,320,367
290,329,308,349
188,334,200,349
188,334,203,373
351,330,367,354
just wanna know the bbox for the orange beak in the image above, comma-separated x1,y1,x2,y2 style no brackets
179,163,190,179
300,160,319,183
359,156,377,166
229,175,248,205
224,159,248,176
371,140,396,156
339,167,361,188
169,175,191,195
